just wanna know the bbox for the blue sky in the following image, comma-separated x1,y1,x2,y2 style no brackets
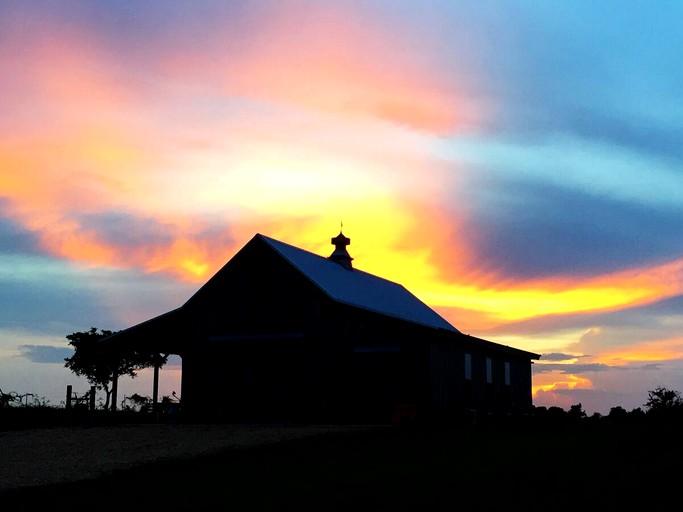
1,1,682,415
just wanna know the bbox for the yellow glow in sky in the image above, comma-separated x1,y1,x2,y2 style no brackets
533,372,592,397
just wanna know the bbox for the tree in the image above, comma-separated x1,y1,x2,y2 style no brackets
608,406,628,420
64,327,167,410
568,403,587,421
644,386,683,418
0,388,18,408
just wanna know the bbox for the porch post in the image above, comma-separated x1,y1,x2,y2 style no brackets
111,369,118,411
152,357,160,412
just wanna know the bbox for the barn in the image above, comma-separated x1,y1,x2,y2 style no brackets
102,232,540,424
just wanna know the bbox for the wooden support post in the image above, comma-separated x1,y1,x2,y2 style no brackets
152,358,160,419
66,385,72,410
111,370,118,411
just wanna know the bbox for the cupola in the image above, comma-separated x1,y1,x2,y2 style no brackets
329,231,353,270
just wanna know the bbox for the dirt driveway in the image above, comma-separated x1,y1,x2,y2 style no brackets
0,423,380,491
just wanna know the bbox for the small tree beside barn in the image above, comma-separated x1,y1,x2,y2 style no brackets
65,327,166,410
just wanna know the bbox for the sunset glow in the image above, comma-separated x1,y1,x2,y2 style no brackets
2,1,682,416
533,373,593,397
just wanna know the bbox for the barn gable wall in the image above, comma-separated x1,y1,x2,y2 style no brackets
180,237,332,417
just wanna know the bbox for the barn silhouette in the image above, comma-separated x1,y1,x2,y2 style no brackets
103,232,540,424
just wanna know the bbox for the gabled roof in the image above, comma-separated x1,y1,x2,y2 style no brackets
258,234,459,333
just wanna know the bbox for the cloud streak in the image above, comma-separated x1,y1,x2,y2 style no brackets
19,345,73,364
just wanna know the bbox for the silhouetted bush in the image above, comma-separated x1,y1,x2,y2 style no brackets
3,385,683,431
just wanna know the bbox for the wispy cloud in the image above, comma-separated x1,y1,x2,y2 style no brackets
19,345,72,364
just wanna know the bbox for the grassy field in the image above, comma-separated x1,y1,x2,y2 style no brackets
2,418,680,510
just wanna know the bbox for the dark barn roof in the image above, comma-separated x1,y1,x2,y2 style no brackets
102,232,539,361
258,234,458,332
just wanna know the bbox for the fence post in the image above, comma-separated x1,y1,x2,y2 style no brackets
66,385,73,410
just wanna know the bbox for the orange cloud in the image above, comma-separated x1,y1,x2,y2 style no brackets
1,128,235,281
417,226,683,329
532,371,593,397
1,20,139,136
589,337,683,366
159,3,486,134
41,217,237,283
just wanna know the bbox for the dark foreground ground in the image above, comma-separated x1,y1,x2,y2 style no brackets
1,417,681,510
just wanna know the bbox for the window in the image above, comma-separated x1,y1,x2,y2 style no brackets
486,357,492,384
465,353,472,380
504,362,511,386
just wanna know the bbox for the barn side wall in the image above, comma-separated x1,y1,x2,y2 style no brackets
175,238,537,423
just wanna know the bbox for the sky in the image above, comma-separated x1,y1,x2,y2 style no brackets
1,1,682,416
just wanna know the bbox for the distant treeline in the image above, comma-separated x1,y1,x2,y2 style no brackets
2,385,683,431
